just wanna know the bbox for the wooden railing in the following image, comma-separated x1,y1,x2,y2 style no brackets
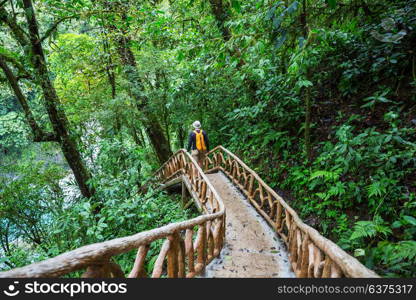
204,146,379,278
0,150,225,278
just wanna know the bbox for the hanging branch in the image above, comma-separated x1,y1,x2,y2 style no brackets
40,15,76,43
0,7,30,47
0,51,32,81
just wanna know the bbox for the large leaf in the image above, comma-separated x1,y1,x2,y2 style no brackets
381,18,396,31
371,29,407,43
286,1,299,14
403,216,416,226
297,79,313,88
327,0,337,9
231,0,241,13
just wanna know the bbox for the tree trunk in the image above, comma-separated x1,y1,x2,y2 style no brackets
301,0,308,38
208,0,231,41
301,1,312,162
0,57,57,142
177,125,185,149
102,31,117,99
22,0,95,200
304,85,312,161
130,122,144,147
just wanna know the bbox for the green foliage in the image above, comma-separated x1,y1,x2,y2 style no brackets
361,90,393,110
44,189,195,275
0,157,66,268
0,112,29,150
346,215,416,277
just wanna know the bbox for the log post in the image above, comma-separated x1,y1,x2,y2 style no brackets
299,234,309,278
181,180,188,208
206,222,214,262
201,182,207,203
178,236,186,278
82,263,110,278
314,246,324,278
213,221,222,257
330,263,343,278
108,261,125,278
167,233,179,278
322,256,332,278
307,243,315,277
248,175,254,197
195,224,207,273
275,203,283,230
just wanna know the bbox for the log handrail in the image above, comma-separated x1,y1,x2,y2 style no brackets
0,149,225,278
0,146,379,278
205,146,379,278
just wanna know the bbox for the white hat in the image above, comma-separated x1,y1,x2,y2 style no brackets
192,120,201,129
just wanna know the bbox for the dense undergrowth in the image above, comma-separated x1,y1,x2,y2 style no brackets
0,138,197,274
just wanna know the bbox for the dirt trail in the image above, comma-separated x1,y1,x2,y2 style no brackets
203,172,294,278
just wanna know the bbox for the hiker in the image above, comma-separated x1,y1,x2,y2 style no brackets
187,121,210,168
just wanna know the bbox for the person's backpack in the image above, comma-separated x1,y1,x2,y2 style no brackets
194,130,207,151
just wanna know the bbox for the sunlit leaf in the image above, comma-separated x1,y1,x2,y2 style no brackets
327,0,337,9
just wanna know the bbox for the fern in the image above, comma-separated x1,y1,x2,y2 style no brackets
395,241,416,261
329,182,346,196
378,240,416,271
